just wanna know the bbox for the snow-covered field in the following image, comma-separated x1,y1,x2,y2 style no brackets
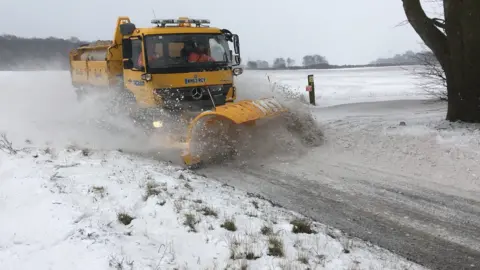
241,66,431,107
0,66,466,270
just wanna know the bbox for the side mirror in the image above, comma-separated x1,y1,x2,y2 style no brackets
123,59,133,69
122,39,132,59
221,29,233,42
232,34,240,54
234,55,241,65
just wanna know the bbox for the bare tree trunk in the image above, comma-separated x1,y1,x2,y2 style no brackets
402,0,480,122
444,1,480,121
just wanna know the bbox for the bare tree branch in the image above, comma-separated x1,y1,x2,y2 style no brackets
402,0,449,70
402,46,447,101
0,133,18,155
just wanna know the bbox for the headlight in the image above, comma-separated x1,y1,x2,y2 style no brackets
141,73,152,81
152,121,163,128
210,86,223,92
233,67,243,76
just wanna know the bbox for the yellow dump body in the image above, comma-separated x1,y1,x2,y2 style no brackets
69,42,123,89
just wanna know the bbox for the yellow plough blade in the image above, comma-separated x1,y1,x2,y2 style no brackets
181,97,288,168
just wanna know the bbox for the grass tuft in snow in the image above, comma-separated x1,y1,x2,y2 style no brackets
43,146,53,155
226,233,262,261
81,148,90,156
260,225,273,236
296,251,309,264
143,181,163,201
173,199,184,213
221,217,237,231
108,255,134,270
89,186,107,198
267,235,284,257
183,212,200,232
240,259,248,270
198,206,218,218
245,251,261,261
184,182,194,192
0,133,18,155
66,143,78,152
290,218,315,234
117,212,134,225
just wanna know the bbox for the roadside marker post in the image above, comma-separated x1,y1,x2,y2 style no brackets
306,74,316,105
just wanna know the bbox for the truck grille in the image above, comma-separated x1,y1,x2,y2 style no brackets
154,84,231,102
154,84,232,111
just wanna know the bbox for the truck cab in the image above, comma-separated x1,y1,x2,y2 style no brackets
118,18,243,113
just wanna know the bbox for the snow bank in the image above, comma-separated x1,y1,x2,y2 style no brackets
313,99,480,197
0,141,425,270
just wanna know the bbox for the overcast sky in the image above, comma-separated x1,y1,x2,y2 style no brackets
1,0,443,65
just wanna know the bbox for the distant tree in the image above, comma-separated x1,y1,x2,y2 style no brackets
302,55,313,67
313,55,328,65
69,36,80,43
256,60,269,69
402,0,480,122
370,50,426,65
286,57,295,67
302,54,328,67
246,61,258,69
273,58,286,69
0,34,86,70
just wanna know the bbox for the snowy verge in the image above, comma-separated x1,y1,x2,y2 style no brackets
0,137,426,270
306,99,480,199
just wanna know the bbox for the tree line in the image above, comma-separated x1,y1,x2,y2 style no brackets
246,54,329,69
0,35,86,70
0,35,431,72
246,51,433,70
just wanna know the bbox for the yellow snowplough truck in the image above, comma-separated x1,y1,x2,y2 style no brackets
68,16,288,168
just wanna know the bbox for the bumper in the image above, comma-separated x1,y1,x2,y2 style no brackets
154,84,232,111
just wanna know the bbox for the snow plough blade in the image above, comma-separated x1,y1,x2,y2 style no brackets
181,97,288,168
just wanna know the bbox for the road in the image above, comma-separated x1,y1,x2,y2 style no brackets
196,99,480,270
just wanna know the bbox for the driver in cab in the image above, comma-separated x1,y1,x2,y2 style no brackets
188,42,214,63
137,42,162,67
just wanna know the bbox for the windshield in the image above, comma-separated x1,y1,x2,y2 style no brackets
143,34,231,70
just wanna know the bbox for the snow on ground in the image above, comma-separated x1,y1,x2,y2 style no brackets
307,100,480,198
0,67,458,270
236,67,480,196
0,141,425,270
